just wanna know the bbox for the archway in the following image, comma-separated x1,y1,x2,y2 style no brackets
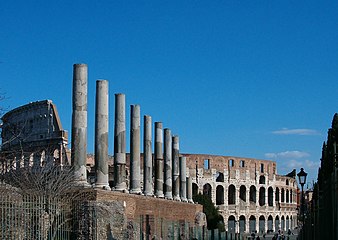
228,215,236,234
275,187,280,202
239,185,246,202
281,188,285,202
259,187,265,206
259,175,265,184
216,185,224,205
290,189,293,203
203,183,212,200
228,184,236,205
216,172,224,182
275,216,280,232
250,185,256,203
281,216,285,231
259,216,265,234
286,189,289,203
268,215,273,232
239,215,246,233
249,215,256,233
286,216,289,230
268,187,273,206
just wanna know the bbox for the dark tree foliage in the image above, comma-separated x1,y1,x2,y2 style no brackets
193,193,225,231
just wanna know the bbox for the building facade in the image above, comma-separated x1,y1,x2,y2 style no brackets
184,154,298,234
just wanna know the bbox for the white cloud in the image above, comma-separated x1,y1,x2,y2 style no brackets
272,128,320,136
265,150,310,159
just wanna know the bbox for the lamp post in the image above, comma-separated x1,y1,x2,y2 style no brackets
297,168,307,233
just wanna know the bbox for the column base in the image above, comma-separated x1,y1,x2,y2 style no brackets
95,184,111,190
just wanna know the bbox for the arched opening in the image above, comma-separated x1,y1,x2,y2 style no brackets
239,185,246,202
275,187,280,202
286,179,289,185
286,189,289,203
192,183,199,197
290,189,293,203
259,187,265,206
203,183,212,200
239,215,246,233
275,216,280,232
290,216,293,229
249,215,256,233
281,188,285,202
228,184,236,205
216,185,224,205
250,185,256,203
216,172,224,182
286,216,290,230
259,175,265,184
268,187,273,206
281,216,285,231
268,215,273,232
259,216,265,234
228,215,236,233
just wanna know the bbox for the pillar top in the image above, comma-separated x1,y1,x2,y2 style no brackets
73,63,87,67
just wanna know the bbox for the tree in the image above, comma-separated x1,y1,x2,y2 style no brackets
193,193,225,231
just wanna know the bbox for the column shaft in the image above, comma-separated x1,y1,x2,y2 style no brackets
71,63,88,184
130,105,141,194
143,115,153,196
187,168,194,203
164,128,173,199
154,122,164,198
114,93,127,191
95,80,110,190
172,135,180,201
180,156,187,202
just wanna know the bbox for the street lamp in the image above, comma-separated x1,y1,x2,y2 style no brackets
297,168,307,226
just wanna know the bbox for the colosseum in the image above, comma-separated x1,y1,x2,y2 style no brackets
184,153,298,235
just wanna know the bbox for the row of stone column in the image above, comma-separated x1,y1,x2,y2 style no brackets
71,63,193,202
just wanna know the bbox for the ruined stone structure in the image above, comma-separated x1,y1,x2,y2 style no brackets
0,100,70,170
184,154,298,234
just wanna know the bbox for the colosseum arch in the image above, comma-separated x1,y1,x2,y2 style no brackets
203,183,212,200
275,187,280,202
216,172,224,182
228,184,236,205
228,215,236,233
275,216,280,232
239,185,246,202
259,175,265,184
259,187,265,206
239,215,246,233
268,215,273,232
259,215,265,234
249,215,256,233
268,187,273,206
250,185,256,203
281,188,285,202
216,185,224,205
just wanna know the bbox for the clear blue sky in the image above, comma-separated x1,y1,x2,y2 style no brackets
1,0,338,186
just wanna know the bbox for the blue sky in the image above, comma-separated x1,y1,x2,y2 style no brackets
1,0,338,186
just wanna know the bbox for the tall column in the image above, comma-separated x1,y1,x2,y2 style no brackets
114,93,127,192
164,128,173,200
71,63,88,184
143,115,153,196
180,156,187,202
187,168,194,203
94,80,110,190
154,122,164,198
172,135,180,201
130,105,141,194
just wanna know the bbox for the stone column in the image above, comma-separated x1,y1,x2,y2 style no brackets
143,115,153,196
94,80,110,190
172,135,180,201
71,63,88,184
187,168,194,203
180,156,187,202
130,105,141,194
164,128,173,200
114,93,127,192
154,122,164,198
